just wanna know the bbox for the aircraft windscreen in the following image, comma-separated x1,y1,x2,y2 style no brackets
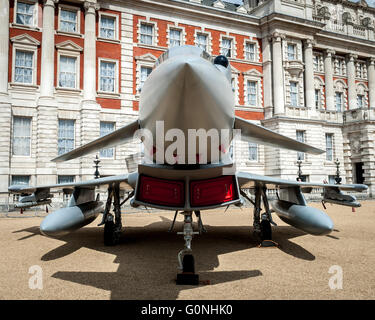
154,45,213,68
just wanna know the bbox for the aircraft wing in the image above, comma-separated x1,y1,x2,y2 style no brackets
234,116,324,155
52,120,140,162
237,171,368,207
8,174,136,208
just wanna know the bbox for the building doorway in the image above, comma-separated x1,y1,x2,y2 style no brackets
354,162,364,184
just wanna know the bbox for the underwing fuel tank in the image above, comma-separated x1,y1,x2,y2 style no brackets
40,201,104,237
271,200,334,235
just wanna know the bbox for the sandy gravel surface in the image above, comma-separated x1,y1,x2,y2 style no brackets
0,200,374,300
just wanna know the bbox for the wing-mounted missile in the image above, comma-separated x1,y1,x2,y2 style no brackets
15,188,53,209
322,187,361,207
270,186,334,235
40,187,103,237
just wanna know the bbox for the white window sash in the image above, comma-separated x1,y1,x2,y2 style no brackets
58,120,75,155
60,9,77,33
100,122,115,158
59,56,77,88
13,117,31,156
170,29,181,47
100,16,116,39
16,2,34,26
15,50,33,84
100,61,116,92
140,24,153,45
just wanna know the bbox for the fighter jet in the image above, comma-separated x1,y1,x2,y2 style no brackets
9,45,367,284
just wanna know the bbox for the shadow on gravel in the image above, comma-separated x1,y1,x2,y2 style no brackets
14,217,316,299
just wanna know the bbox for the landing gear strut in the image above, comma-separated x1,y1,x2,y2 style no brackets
100,184,133,246
176,211,200,285
242,186,278,247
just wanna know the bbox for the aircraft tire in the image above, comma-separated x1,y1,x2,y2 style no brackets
182,254,195,273
104,220,116,246
260,219,272,241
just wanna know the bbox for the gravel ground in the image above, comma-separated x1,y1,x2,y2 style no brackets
0,200,374,300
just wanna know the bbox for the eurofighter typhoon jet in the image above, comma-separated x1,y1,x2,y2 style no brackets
9,46,367,284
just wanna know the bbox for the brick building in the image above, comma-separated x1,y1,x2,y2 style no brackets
1,0,375,204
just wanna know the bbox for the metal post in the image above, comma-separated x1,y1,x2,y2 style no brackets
335,158,342,184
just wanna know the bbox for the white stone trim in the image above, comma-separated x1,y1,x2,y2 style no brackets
314,76,325,110
334,79,348,111
97,57,120,95
137,19,158,46
98,11,119,41
10,34,39,86
356,82,369,108
243,68,263,108
135,53,157,95
194,30,212,54
231,65,240,105
283,38,302,61
57,3,81,36
55,40,82,91
166,25,186,48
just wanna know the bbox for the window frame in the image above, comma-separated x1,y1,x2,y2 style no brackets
246,80,258,107
58,119,75,156
296,130,305,161
195,32,208,52
221,37,234,58
248,142,258,162
98,58,119,95
325,133,334,162
98,12,119,41
290,81,299,107
12,116,32,157
139,21,157,46
57,54,79,90
335,92,343,112
287,43,297,61
11,38,38,86
99,121,116,159
244,41,257,62
13,0,38,29
58,4,81,35
168,27,183,48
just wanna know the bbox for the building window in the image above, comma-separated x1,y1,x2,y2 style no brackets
99,122,115,158
169,29,181,47
59,56,77,88
100,15,116,40
11,175,30,186
315,89,321,109
99,60,116,93
325,133,334,161
221,38,232,58
140,23,153,45
16,1,35,26
248,142,258,161
58,119,75,156
14,50,34,84
357,94,364,108
290,82,298,106
12,117,31,156
247,81,257,106
196,33,207,51
245,42,256,61
58,175,75,184
140,66,152,90
296,130,305,161
333,57,346,76
313,52,324,72
313,55,319,71
335,92,343,112
287,44,296,60
356,61,367,79
59,9,78,33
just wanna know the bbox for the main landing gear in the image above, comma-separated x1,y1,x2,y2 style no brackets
241,186,278,248
99,184,133,246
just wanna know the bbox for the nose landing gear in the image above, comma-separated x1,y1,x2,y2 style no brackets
176,211,200,285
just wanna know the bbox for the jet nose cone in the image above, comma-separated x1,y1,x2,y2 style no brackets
317,215,334,236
